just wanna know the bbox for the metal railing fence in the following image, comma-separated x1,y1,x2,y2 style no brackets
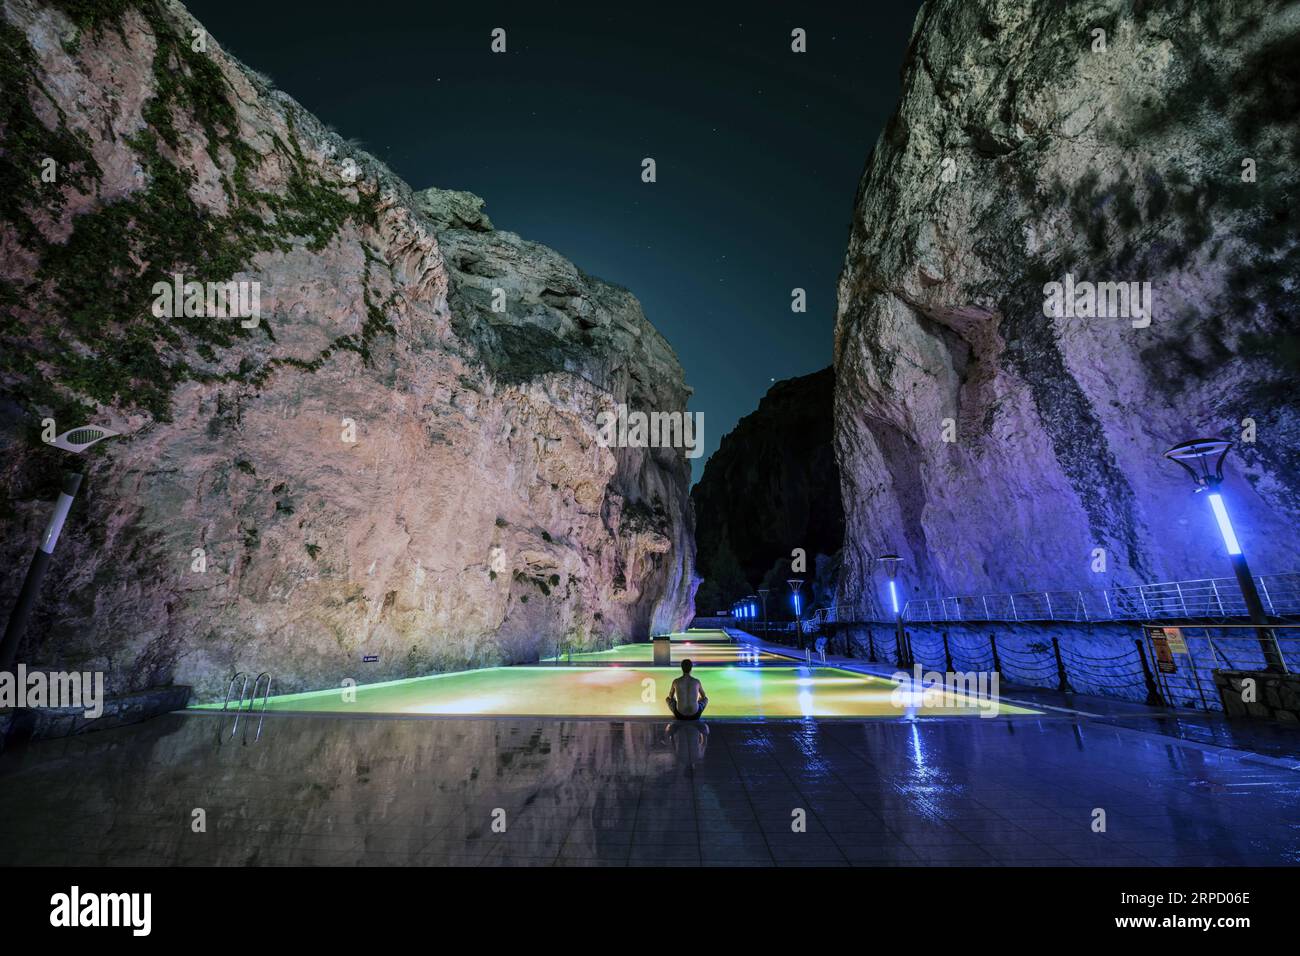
899,572,1300,624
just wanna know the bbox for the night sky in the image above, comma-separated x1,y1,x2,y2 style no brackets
185,0,923,480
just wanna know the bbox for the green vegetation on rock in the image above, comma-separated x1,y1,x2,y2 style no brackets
1,0,390,430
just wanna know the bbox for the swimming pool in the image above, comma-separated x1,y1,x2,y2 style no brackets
194,665,1037,719
668,629,730,642
543,642,788,664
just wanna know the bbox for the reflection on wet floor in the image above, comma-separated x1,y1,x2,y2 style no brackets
1,711,1297,866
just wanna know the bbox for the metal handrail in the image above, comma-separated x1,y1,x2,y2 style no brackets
219,670,275,742
220,672,248,741
249,672,274,742
219,671,244,712
899,571,1300,624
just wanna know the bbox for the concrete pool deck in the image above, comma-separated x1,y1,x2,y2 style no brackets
735,628,1300,767
2,629,1297,867
1,708,1298,866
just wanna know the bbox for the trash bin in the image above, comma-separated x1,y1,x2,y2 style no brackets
653,637,671,666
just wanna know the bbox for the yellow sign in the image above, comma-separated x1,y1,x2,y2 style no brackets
1146,626,1182,674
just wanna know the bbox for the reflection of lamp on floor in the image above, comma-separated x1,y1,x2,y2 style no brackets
1163,438,1283,671
0,425,120,671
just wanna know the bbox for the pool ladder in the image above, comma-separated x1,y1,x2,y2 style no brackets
220,671,274,742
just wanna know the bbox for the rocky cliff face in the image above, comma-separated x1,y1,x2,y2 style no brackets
0,0,695,697
835,0,1300,611
692,368,842,612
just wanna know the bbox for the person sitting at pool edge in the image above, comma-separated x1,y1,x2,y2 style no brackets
666,659,708,720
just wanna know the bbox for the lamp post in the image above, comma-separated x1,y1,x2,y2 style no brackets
1,425,120,672
1163,438,1283,671
877,552,904,660
788,578,804,648
758,588,769,636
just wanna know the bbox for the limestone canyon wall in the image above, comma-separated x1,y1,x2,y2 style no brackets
835,0,1300,611
0,0,695,697
691,367,843,613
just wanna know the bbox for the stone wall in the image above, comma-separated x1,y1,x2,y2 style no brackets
1,684,192,750
834,0,1300,613
1215,670,1300,723
692,367,842,612
0,0,695,699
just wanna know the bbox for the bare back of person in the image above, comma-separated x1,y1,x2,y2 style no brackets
666,659,707,720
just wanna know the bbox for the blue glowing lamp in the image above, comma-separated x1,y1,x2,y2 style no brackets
1163,438,1282,670
877,553,902,619
1163,438,1237,546
1207,494,1241,555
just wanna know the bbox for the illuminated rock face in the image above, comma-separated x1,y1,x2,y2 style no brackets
834,0,1300,610
0,0,695,697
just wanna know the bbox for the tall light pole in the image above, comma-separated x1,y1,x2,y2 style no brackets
788,578,804,648
878,553,903,618
758,588,769,636
1163,438,1283,671
877,553,904,660
1,425,120,671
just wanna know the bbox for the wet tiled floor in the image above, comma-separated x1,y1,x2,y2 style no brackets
1,710,1298,866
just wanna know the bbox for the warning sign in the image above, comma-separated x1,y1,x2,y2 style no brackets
1146,626,1184,673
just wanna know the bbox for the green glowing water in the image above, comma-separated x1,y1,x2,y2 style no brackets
195,665,1038,719
667,629,729,642
544,642,788,663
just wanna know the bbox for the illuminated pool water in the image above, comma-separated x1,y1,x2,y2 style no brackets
194,665,1038,719
668,629,730,642
544,642,788,664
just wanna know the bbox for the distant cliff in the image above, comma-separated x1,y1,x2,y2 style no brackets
0,0,695,697
692,368,843,612
834,0,1300,611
